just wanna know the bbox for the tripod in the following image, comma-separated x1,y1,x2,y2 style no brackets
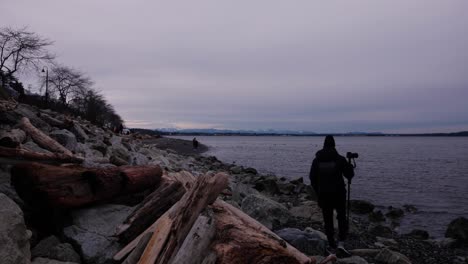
347,157,357,229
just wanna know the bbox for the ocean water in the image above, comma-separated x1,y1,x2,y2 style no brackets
171,136,468,237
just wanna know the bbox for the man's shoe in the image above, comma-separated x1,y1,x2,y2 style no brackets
336,241,352,258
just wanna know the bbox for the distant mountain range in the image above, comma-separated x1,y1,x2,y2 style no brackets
150,128,468,137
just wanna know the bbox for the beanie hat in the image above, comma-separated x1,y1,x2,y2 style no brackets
323,135,335,148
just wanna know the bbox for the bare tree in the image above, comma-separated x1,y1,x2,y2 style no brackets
0,27,54,87
47,64,93,106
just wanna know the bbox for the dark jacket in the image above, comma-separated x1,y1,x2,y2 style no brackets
309,147,354,198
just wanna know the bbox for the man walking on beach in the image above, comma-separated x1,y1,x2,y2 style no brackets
309,135,354,255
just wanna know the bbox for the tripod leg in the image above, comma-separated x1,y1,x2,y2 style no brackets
347,181,351,229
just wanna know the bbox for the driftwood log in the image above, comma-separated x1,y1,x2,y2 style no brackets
137,172,229,264
115,171,317,264
20,117,73,156
209,200,314,264
0,146,84,163
0,129,26,147
116,180,186,243
10,163,162,208
39,113,72,129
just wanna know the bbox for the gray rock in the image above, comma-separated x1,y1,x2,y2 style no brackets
369,210,385,222
428,237,458,248
253,178,279,194
230,166,243,174
276,182,295,195
349,249,380,258
404,229,429,240
337,256,369,264
0,193,31,264
241,194,290,230
243,167,257,174
49,129,77,151
70,123,88,142
275,228,327,256
90,141,108,155
350,200,375,214
231,182,260,204
63,204,134,264
445,217,468,244
386,207,404,219
376,236,399,248
289,177,304,185
32,236,60,257
32,257,78,264
370,225,394,238
375,248,411,264
32,236,81,263
289,202,322,223
109,145,130,162
130,152,149,165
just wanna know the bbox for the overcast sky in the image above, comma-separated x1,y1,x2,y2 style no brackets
2,1,468,133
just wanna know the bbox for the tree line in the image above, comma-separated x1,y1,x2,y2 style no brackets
0,26,123,129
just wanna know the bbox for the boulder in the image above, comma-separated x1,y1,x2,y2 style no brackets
370,225,394,238
349,249,380,258
32,236,81,263
230,166,243,174
350,200,375,214
241,194,290,230
63,204,134,264
289,202,322,223
404,229,429,240
32,258,78,264
130,152,149,166
243,167,258,175
369,210,385,222
289,177,304,185
70,123,88,142
231,182,260,204
445,217,468,244
277,182,296,195
90,141,108,156
336,256,369,264
375,248,411,264
109,145,130,162
275,228,327,256
386,207,404,219
49,129,77,152
376,236,398,248
0,193,31,264
253,178,279,194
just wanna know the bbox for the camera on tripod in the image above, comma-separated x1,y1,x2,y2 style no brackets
346,152,359,168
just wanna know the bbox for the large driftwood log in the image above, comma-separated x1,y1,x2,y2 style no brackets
10,163,162,208
116,180,186,243
0,129,26,147
209,200,314,264
114,172,195,262
138,172,229,264
20,117,73,156
0,146,84,163
40,113,72,129
122,232,154,264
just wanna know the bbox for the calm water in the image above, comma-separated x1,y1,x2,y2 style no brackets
172,136,468,237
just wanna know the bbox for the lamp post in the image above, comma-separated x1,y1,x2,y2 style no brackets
41,66,48,107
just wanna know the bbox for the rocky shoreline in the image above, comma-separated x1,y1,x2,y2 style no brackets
1,101,467,264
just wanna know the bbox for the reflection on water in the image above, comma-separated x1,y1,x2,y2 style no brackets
171,136,468,237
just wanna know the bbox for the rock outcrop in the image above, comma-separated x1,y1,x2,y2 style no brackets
0,193,31,264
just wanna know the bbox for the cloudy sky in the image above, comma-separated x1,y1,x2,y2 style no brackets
2,1,468,133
